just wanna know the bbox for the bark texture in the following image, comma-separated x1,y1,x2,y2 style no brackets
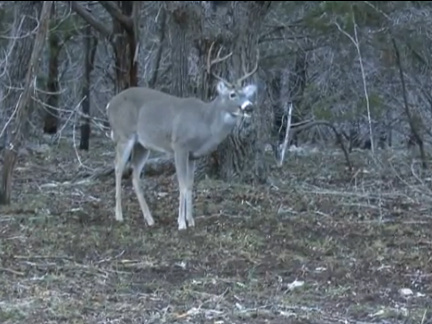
213,2,272,183
43,2,59,134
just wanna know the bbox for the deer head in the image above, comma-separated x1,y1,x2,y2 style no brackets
206,41,259,118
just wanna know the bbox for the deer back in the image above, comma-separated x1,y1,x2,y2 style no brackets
106,87,172,142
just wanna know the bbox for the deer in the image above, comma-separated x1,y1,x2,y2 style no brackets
106,43,259,230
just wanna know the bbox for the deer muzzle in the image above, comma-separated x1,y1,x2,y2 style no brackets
241,100,254,114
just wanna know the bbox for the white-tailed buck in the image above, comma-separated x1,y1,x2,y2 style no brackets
106,43,259,230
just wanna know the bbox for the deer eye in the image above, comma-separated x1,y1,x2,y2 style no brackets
229,92,237,99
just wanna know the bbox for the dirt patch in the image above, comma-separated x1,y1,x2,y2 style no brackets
1,138,431,323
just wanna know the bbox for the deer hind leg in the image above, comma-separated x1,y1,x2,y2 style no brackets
130,143,154,227
185,158,196,227
174,148,190,230
114,137,135,222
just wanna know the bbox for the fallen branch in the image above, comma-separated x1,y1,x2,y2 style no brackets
291,120,352,170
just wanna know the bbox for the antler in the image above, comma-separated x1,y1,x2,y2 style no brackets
207,41,233,87
235,49,260,87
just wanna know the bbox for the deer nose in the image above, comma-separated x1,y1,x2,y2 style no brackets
241,100,253,113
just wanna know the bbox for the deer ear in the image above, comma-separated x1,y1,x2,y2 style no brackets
216,81,229,95
243,84,257,98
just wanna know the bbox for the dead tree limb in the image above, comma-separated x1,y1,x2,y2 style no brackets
392,37,427,169
291,120,352,170
69,1,112,41
277,102,293,167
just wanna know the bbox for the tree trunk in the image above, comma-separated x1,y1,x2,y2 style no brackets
112,1,139,92
148,7,167,88
43,2,59,134
70,1,140,93
212,2,272,183
80,21,98,151
167,2,203,96
164,2,272,183
0,1,52,204
169,5,189,97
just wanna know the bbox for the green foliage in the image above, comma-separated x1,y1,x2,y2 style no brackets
51,14,83,41
356,92,385,118
310,91,386,124
334,92,385,122
303,84,339,121
44,13,84,85
48,14,83,55
36,74,48,88
303,3,334,32
314,105,333,120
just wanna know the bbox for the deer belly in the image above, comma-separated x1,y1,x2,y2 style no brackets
137,133,173,154
191,139,221,159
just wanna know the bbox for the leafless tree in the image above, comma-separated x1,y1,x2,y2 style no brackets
0,1,53,204
70,1,141,92
80,18,98,150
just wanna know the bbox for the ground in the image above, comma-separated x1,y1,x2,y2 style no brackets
0,136,431,324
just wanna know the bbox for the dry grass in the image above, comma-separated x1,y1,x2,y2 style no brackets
1,136,432,324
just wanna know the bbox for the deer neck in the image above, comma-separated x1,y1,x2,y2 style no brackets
187,98,238,159
206,97,240,139
208,97,238,129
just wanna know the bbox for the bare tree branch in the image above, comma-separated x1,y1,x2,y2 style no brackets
99,1,133,32
69,1,112,41
291,120,352,170
392,37,428,169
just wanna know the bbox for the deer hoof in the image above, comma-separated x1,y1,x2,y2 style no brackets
187,219,195,227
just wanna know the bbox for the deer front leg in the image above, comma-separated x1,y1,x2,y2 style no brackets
185,158,196,227
178,190,186,230
114,138,135,222
174,148,189,230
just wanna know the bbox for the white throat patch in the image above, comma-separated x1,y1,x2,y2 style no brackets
224,112,239,123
